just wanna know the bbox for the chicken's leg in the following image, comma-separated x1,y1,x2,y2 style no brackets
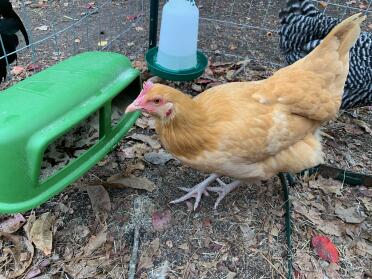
207,179,241,209
170,173,219,210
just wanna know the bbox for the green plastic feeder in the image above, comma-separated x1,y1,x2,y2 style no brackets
145,47,208,81
0,51,141,213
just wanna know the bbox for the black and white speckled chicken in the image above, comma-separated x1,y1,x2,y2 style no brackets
0,0,29,83
279,0,372,109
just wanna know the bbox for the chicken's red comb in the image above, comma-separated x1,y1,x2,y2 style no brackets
138,80,154,100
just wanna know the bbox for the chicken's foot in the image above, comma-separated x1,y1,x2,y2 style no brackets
207,179,241,209
170,173,219,210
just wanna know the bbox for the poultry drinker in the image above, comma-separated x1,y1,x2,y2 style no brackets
0,52,141,213
146,0,208,80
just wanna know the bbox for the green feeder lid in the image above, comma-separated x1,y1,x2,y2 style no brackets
145,47,208,81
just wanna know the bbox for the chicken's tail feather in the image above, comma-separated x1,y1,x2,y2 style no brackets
279,0,318,23
320,13,365,57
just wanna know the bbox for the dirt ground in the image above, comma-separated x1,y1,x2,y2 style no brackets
1,0,372,278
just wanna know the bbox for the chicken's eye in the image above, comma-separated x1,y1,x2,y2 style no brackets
153,98,161,104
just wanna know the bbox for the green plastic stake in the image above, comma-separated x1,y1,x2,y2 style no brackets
0,51,141,213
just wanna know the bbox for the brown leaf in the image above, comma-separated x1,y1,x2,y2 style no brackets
318,220,344,237
124,161,145,175
309,177,342,195
152,210,172,231
148,119,156,130
178,242,189,251
26,213,55,255
293,201,323,225
135,117,149,129
26,63,41,71
144,150,174,165
353,119,372,135
0,232,34,278
360,197,372,212
228,43,237,50
86,185,111,222
239,224,257,246
293,251,324,278
325,263,341,279
11,66,25,76
128,133,161,149
225,70,235,81
191,83,203,92
107,175,156,192
121,143,151,159
138,238,160,270
335,203,365,224
359,3,367,9
0,214,26,233
319,1,327,8
83,226,107,255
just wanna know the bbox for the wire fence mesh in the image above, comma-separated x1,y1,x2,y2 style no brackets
0,0,149,89
196,0,372,69
1,0,371,89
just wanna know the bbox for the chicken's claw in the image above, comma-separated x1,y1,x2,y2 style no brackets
207,180,241,209
170,173,219,210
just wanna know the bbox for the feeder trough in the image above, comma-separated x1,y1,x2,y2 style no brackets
0,51,141,213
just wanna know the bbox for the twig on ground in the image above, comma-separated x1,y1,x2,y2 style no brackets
128,197,142,279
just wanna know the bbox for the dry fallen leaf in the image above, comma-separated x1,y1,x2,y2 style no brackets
124,161,145,175
178,242,189,251
0,232,34,278
293,201,323,225
26,63,41,71
353,119,372,136
84,226,107,255
135,117,149,129
319,1,327,8
26,212,55,256
325,263,341,279
86,185,111,222
138,238,160,270
335,203,365,224
11,66,25,76
227,271,237,279
239,224,257,246
35,25,48,31
293,251,324,278
121,143,151,159
191,83,203,92
309,177,343,195
318,220,344,237
0,214,26,233
225,70,235,81
360,197,372,212
107,174,156,192
144,150,174,165
152,210,172,231
129,133,161,149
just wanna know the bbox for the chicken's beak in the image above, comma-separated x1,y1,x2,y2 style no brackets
125,102,140,114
